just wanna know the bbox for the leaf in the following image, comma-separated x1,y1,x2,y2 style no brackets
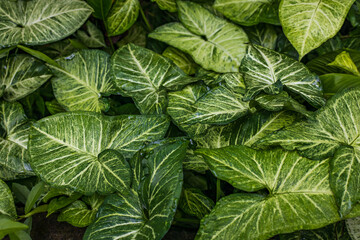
86,0,113,20
183,149,209,173
28,112,169,194
149,1,248,73
12,183,30,205
279,0,355,59
17,45,60,68
0,101,34,180
116,24,147,48
106,0,140,36
84,140,188,240
328,51,360,76
347,216,360,240
76,21,106,48
0,54,52,101
179,188,214,219
163,47,198,75
0,180,16,218
195,145,353,240
49,50,115,112
244,24,278,50
320,74,360,97
0,46,15,59
111,44,196,114
213,0,280,26
45,100,65,115
258,88,360,216
240,44,325,108
0,216,28,238
9,230,32,240
47,193,82,216
152,0,177,12
0,0,93,47
25,181,45,214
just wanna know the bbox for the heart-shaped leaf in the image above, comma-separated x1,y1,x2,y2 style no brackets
279,0,355,59
240,44,325,108
0,179,16,218
49,50,115,112
149,1,248,73
0,0,92,47
195,145,358,240
28,112,169,194
0,55,52,101
76,21,106,48
179,188,214,219
84,140,188,240
86,0,113,20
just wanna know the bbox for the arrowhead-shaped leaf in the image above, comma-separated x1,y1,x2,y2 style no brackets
76,21,106,48
28,112,169,194
244,24,278,50
84,140,188,240
111,44,196,114
0,179,16,218
0,55,52,101
214,0,280,26
195,145,353,240
0,101,34,180
240,44,325,108
328,51,360,76
0,0,92,47
49,50,115,112
279,0,355,59
152,0,176,12
149,1,248,73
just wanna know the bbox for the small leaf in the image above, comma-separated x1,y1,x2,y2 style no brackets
328,51,360,76
25,181,45,214
179,188,214,219
163,47,197,75
0,216,28,237
0,180,17,218
17,45,60,68
12,183,30,205
116,24,147,48
86,0,113,20
47,193,82,216
76,21,106,48
152,0,177,12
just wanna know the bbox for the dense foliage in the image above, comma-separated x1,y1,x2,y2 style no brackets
2,0,360,239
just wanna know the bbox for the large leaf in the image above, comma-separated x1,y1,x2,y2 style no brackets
149,1,248,73
195,145,356,240
240,44,325,108
279,0,355,59
84,140,188,240
28,112,169,194
49,50,115,112
0,101,33,180
0,55,52,101
0,0,92,47
0,179,16,218
111,44,196,114
152,0,177,12
328,51,360,76
106,0,140,36
258,88,360,216
213,0,280,26
320,73,360,97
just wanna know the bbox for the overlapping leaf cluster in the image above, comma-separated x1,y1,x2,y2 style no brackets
2,0,360,239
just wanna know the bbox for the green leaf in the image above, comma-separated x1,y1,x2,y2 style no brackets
320,74,360,97
17,45,60,68
116,24,147,48
25,181,45,214
258,88,360,216
179,188,214,219
279,0,355,59
76,21,106,48
47,193,82,216
86,0,113,20
149,1,248,73
84,140,188,240
111,44,196,114
214,0,280,26
183,149,209,173
244,24,278,50
0,46,15,59
152,0,177,12
240,44,325,108
0,180,16,218
328,51,360,76
347,216,360,240
9,230,32,240
0,54,52,101
0,0,93,47
45,100,65,115
0,216,28,237
12,183,30,205
106,0,140,36
163,47,197,75
195,145,351,240
0,101,34,180
49,50,115,112
28,112,169,194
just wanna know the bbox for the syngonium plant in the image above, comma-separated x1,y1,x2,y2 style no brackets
2,0,360,239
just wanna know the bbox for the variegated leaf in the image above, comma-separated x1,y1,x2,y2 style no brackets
240,44,325,108
0,101,33,180
279,0,355,59
214,0,280,26
0,55,52,101
84,140,188,240
117,24,146,48
0,179,16,218
76,21,106,48
86,0,113,20
258,88,360,216
28,112,169,194
152,0,177,12
328,51,360,76
320,73,360,97
149,1,248,73
195,145,356,240
163,47,197,75
49,50,115,112
244,24,278,50
179,188,214,219
0,0,92,47
111,44,196,114
106,0,140,36
347,216,360,240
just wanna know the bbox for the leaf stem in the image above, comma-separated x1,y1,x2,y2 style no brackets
139,6,152,32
